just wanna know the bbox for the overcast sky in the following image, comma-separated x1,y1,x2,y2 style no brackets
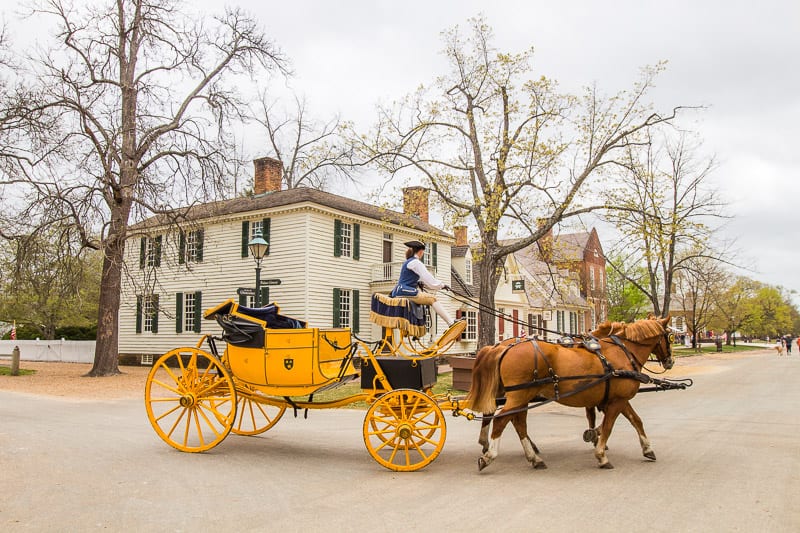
6,0,799,303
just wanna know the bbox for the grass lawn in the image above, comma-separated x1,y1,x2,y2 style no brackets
0,366,35,376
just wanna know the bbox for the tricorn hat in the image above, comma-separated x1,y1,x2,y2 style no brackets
404,240,426,250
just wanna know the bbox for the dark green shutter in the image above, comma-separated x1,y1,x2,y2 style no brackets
179,232,186,265
175,293,183,333
139,238,146,269
432,242,438,268
196,229,204,262
352,289,360,333
194,291,202,333
353,224,360,260
333,220,342,257
136,295,142,333
154,235,162,267
239,293,247,306
152,294,159,333
260,287,270,307
241,221,250,258
263,218,271,255
332,288,341,327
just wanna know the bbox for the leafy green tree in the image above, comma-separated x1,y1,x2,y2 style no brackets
606,259,650,322
0,228,101,339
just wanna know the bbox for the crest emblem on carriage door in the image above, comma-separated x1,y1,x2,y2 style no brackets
283,358,294,370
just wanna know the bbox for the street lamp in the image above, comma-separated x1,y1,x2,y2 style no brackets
248,232,269,307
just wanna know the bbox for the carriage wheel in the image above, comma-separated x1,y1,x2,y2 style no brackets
145,347,236,452
363,388,446,472
231,385,286,436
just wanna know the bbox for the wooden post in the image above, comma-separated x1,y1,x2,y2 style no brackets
11,345,20,376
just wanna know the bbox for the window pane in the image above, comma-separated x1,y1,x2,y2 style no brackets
184,293,196,332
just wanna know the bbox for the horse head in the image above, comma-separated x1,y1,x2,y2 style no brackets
593,316,675,370
651,316,674,370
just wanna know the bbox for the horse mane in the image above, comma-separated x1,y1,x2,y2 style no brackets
592,318,664,343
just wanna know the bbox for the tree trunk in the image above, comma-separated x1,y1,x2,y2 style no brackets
477,257,501,349
86,205,130,377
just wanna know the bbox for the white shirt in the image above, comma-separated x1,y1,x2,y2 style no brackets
406,257,445,291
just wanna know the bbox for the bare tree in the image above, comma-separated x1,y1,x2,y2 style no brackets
4,0,286,376
673,255,724,351
603,129,726,318
250,91,358,191
357,16,683,347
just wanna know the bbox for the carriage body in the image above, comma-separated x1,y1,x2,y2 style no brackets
204,299,359,396
145,298,465,471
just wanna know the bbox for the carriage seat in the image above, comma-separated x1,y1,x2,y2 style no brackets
204,299,307,348
369,293,429,338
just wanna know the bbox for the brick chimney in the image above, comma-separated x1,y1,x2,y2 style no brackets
253,157,283,194
454,226,468,246
402,186,429,223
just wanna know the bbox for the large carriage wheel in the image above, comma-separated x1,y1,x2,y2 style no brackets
231,384,286,436
145,347,236,452
363,388,447,472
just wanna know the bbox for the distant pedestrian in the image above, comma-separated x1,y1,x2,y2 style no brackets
785,335,793,355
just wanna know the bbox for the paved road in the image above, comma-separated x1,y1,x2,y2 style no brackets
1,350,798,532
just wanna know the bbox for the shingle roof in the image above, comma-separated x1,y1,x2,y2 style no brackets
130,187,450,237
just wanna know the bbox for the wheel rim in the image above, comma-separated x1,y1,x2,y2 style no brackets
145,347,236,452
231,385,286,436
363,389,446,471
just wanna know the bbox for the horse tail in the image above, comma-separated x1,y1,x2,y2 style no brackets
467,344,503,414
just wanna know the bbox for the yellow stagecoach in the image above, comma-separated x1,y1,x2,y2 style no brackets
144,297,467,471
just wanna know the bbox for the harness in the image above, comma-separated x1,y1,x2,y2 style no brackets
478,332,691,421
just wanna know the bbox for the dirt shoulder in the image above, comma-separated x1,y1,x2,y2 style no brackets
0,362,150,401
0,348,776,401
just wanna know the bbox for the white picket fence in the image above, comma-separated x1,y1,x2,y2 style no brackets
0,339,95,363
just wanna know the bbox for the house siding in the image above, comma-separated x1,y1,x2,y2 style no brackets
119,200,456,358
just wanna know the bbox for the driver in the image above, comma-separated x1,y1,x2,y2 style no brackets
391,240,458,327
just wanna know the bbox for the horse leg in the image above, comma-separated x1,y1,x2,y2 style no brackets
594,400,624,469
620,401,656,461
583,407,600,446
478,408,519,471
509,411,546,469
478,418,491,453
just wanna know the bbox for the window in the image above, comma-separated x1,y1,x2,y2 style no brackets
179,229,204,264
239,288,269,308
590,267,595,290
176,292,203,333
333,288,360,332
241,219,271,258
136,294,159,333
556,310,565,333
334,220,360,259
139,235,162,268
462,310,478,341
422,242,438,270
569,311,577,334
465,254,473,285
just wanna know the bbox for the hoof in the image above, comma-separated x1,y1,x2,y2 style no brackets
478,457,488,471
599,462,615,469
583,428,597,443
533,461,548,470
644,451,657,461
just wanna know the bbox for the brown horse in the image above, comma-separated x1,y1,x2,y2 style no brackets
467,316,674,470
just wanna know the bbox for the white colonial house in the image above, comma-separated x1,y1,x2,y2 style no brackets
118,158,462,362
449,228,596,354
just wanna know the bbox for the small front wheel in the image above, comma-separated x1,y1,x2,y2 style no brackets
363,389,446,471
145,347,236,452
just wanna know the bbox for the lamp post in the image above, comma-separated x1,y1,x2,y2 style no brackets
248,232,269,307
